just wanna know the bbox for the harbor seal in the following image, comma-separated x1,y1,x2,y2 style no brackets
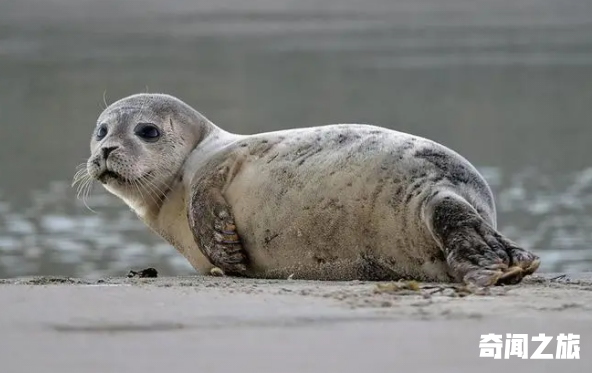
75,93,540,286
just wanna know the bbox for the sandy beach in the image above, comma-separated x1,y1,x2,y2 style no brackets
0,272,589,372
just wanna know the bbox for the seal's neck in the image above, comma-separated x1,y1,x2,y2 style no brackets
104,177,176,224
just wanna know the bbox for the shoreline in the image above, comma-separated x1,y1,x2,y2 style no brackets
1,272,589,372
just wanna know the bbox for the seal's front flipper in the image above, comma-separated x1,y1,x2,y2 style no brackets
425,193,540,287
188,176,249,276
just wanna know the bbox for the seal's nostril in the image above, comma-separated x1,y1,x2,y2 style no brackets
102,146,119,160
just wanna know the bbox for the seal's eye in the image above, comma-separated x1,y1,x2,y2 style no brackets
135,123,161,142
96,123,108,140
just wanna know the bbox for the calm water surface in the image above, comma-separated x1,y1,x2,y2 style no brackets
1,0,592,278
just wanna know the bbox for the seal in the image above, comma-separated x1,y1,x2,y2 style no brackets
75,93,541,286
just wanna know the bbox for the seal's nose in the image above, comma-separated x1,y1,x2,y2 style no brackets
101,146,119,160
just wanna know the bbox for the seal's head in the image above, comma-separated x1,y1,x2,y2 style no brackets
81,93,213,216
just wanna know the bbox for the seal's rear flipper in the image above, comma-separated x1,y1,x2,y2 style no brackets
424,193,540,287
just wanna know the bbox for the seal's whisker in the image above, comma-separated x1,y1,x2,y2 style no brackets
142,180,162,208
139,178,161,202
138,179,160,207
73,164,87,175
73,178,92,199
133,178,154,208
143,172,173,204
77,176,97,213
83,187,97,213
102,90,109,110
144,172,169,196
72,167,87,179
141,175,170,206
73,163,88,177
76,175,92,198
72,167,90,188
75,162,87,170
74,176,89,198
131,179,143,203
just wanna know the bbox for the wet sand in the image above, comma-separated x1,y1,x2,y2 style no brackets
0,272,590,372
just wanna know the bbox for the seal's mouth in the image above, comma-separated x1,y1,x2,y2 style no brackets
98,170,154,185
98,170,129,184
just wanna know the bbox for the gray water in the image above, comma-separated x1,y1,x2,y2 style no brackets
1,0,592,279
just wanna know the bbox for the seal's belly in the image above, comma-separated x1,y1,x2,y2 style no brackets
223,126,453,280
